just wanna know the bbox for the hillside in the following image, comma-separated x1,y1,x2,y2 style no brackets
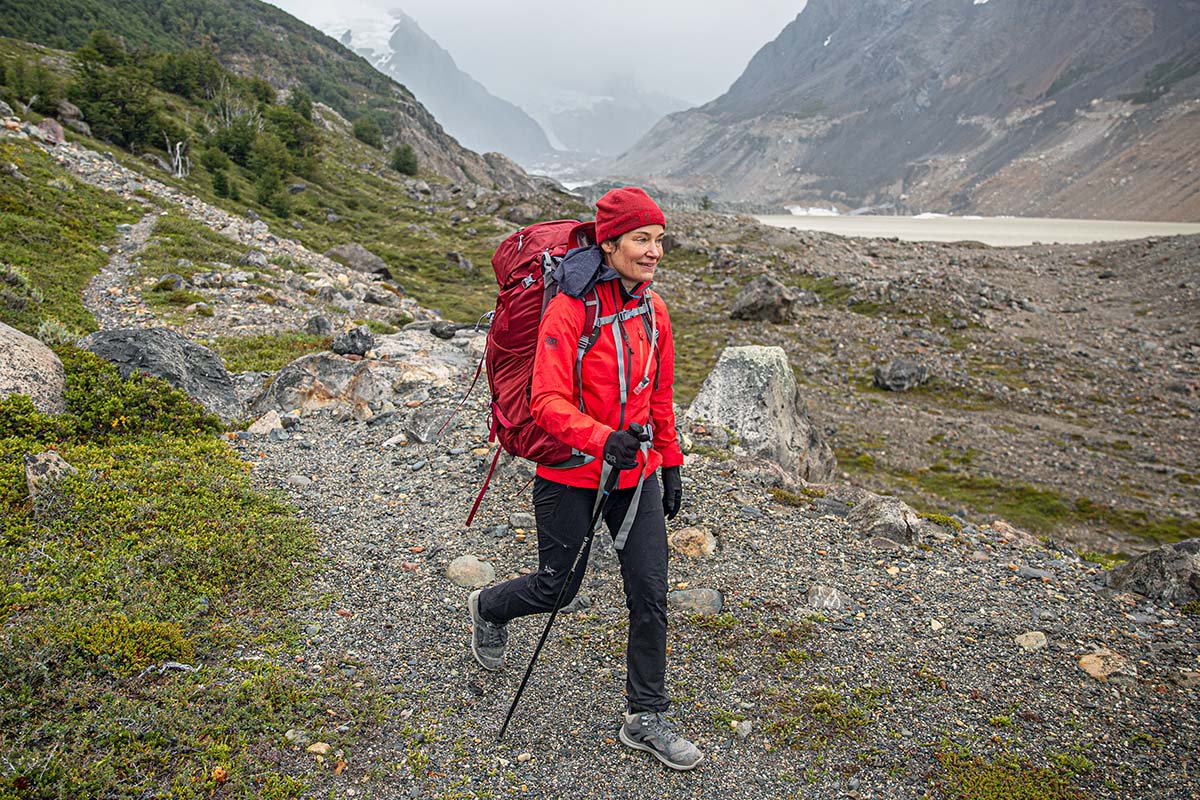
334,11,554,165
0,0,536,188
614,0,1200,221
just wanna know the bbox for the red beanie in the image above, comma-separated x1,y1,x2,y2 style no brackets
593,186,666,244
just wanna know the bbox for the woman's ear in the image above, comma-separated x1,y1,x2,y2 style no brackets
601,240,615,254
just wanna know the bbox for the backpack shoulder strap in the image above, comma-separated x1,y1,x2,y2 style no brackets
574,287,602,410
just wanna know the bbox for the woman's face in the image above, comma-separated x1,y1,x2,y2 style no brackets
602,224,666,289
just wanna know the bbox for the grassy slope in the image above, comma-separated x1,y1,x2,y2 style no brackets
0,351,382,799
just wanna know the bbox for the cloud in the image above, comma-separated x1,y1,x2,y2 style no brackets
269,0,804,106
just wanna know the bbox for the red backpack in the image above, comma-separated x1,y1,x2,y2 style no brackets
459,219,658,526
462,219,592,525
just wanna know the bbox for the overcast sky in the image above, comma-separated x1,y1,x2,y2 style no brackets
268,1,805,106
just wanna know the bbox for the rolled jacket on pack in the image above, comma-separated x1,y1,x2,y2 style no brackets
530,259,684,491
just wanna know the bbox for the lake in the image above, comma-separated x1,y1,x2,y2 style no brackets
755,214,1200,247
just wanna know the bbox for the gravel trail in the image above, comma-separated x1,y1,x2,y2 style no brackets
231,338,1200,799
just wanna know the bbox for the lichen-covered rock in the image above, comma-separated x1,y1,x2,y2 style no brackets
730,274,800,323
325,243,389,275
78,328,242,422
1105,539,1200,605
687,345,835,482
0,322,66,414
666,588,724,617
668,526,717,558
24,451,78,498
873,359,931,391
846,493,922,544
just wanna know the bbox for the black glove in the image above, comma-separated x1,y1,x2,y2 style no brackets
603,429,642,470
661,465,682,520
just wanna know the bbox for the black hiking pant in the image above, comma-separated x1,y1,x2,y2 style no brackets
477,472,670,713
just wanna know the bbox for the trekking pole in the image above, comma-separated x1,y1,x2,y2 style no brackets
497,423,649,741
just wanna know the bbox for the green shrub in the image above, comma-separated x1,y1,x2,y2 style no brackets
68,615,194,676
57,347,222,440
390,143,418,175
352,114,382,148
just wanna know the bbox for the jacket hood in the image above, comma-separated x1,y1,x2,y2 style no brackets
552,245,619,298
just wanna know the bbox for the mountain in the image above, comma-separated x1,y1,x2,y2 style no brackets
0,0,536,190
614,0,1200,221
332,10,554,165
515,81,692,159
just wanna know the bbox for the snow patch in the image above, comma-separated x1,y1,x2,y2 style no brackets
914,212,949,219
823,34,832,47
973,0,990,5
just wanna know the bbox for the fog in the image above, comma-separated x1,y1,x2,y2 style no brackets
268,0,805,106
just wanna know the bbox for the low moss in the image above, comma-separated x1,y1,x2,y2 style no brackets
212,332,331,372
770,487,807,506
920,512,964,532
1078,551,1128,569
935,746,1090,800
1181,600,1200,616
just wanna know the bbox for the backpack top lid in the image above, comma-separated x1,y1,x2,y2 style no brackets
568,221,595,249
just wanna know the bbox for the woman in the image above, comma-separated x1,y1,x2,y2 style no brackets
468,186,700,771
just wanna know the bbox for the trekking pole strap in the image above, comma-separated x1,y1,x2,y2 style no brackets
592,425,653,550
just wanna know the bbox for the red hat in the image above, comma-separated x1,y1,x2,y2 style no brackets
592,186,666,244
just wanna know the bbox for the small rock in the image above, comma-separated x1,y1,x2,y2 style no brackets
306,742,331,755
1078,648,1137,684
735,720,753,740
509,512,536,529
516,752,532,764
806,585,852,612
668,526,717,558
1015,631,1047,652
930,618,945,632
286,475,313,488
446,555,495,589
667,588,724,616
248,410,284,436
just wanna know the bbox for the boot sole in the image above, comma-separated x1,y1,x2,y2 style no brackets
469,590,503,671
618,727,703,771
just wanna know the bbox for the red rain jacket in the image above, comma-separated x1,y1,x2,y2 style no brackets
530,278,684,489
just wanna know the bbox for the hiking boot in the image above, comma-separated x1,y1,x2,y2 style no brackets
619,710,703,770
468,589,507,670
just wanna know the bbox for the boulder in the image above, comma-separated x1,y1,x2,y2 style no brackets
35,118,66,145
846,493,922,545
78,328,242,422
0,322,66,413
325,243,389,275
331,325,375,356
686,345,835,482
1105,539,1200,605
873,359,931,391
24,451,78,498
730,274,800,323
56,99,83,120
